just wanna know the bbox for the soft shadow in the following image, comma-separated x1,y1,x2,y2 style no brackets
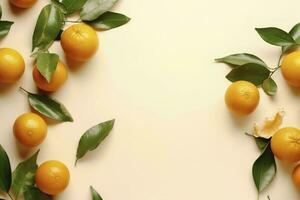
14,138,36,159
65,56,85,72
227,111,253,129
287,85,300,97
8,3,31,15
0,84,16,94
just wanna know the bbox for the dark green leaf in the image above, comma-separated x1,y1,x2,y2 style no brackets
76,120,115,164
0,145,11,193
60,0,88,15
32,4,64,51
90,186,103,200
51,0,67,14
0,21,13,39
226,63,270,85
0,5,2,19
55,29,63,41
252,144,276,192
283,23,300,53
12,151,39,198
255,27,296,47
262,78,277,96
80,0,119,21
24,186,51,200
21,88,73,122
215,53,267,68
36,53,59,82
86,11,130,30
255,138,270,152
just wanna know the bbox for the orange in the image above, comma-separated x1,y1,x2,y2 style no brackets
33,61,68,92
293,164,300,189
0,48,25,84
9,0,37,8
271,127,300,162
225,81,260,115
61,23,99,62
281,51,300,87
36,160,70,195
13,113,47,147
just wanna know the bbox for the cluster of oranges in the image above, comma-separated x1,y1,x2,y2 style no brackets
224,51,300,189
0,0,100,196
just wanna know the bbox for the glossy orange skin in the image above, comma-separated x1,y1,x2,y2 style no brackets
271,127,300,162
293,164,300,189
225,81,260,115
0,48,25,84
61,23,99,62
33,61,68,92
36,160,70,195
13,113,47,147
9,0,37,8
281,51,300,87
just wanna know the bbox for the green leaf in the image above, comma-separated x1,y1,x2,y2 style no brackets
283,23,300,53
36,53,59,82
86,11,130,30
80,0,119,21
60,0,88,15
0,21,13,39
24,186,51,200
76,120,115,164
32,4,65,52
262,78,277,96
0,144,11,193
255,27,296,47
226,63,270,85
255,138,270,152
90,186,103,200
12,151,39,198
21,88,73,122
252,143,276,192
51,0,68,14
0,5,2,19
215,53,267,68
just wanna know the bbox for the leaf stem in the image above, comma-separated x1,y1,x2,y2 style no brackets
270,53,283,77
8,192,14,200
19,87,29,94
267,195,271,200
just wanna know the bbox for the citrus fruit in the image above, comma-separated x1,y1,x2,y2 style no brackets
292,164,300,189
9,0,37,8
13,113,47,147
225,81,260,115
36,160,70,195
271,127,300,162
281,51,300,87
61,23,99,62
0,48,25,84
33,61,68,92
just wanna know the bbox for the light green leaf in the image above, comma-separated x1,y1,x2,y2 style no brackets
283,23,300,53
61,0,88,15
86,11,130,30
252,143,276,192
215,53,267,68
12,151,39,198
36,53,59,82
90,186,103,200
255,27,296,47
0,21,13,39
21,88,73,122
262,78,277,96
0,144,11,193
80,0,119,21
32,4,64,51
76,120,115,164
226,63,270,85
24,186,51,200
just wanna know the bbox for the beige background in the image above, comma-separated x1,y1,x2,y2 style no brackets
1,0,300,199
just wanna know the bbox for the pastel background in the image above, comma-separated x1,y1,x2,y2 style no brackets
1,0,300,199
